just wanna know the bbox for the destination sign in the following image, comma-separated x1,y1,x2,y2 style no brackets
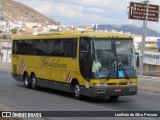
129,2,159,22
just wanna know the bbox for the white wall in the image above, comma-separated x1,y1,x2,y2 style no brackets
1,49,11,63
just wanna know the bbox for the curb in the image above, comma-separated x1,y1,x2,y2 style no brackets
138,77,160,92
138,86,160,93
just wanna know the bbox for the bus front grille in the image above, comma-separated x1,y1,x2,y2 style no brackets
107,83,116,86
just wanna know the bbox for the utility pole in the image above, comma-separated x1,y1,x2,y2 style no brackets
0,0,2,20
140,0,149,77
0,0,2,62
0,0,2,30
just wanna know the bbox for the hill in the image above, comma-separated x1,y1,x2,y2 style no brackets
0,0,57,25
98,25,160,37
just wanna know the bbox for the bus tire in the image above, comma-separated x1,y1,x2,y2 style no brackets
31,74,38,90
23,73,30,88
109,96,119,101
73,82,81,99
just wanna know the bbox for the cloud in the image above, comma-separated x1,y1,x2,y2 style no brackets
14,0,53,15
35,3,53,15
53,3,83,18
13,0,160,32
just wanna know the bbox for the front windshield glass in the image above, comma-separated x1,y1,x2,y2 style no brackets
116,39,133,66
92,38,116,79
92,38,136,79
116,39,136,78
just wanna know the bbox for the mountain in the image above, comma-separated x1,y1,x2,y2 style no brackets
0,0,57,25
98,25,160,37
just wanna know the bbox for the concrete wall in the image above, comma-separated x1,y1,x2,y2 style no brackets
0,41,12,63
143,64,160,76
1,49,12,63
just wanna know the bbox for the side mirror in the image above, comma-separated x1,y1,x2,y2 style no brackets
112,57,115,63
136,53,139,67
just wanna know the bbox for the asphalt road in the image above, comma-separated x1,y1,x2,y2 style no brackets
0,69,160,120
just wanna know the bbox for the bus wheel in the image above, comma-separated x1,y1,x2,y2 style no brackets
73,82,81,99
24,73,30,88
31,74,38,89
109,96,119,101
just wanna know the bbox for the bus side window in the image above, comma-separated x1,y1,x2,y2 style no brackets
13,41,18,54
16,40,25,54
24,40,34,55
42,40,53,56
64,38,77,58
47,40,53,56
54,39,64,56
71,39,77,58
34,40,43,55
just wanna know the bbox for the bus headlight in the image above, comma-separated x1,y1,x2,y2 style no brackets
93,83,107,87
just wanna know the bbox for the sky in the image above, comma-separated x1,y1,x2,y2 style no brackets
14,0,160,32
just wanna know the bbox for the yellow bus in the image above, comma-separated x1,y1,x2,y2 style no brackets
12,31,137,100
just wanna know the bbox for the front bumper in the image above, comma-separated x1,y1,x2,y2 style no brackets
81,85,137,97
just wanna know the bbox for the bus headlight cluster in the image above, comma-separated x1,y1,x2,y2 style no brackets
93,83,107,87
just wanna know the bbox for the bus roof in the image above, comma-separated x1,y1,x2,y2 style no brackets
13,31,132,40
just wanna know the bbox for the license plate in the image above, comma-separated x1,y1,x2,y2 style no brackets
114,89,121,92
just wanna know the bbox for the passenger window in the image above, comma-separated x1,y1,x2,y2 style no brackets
16,40,25,54
34,40,43,55
25,40,34,55
42,40,53,55
64,38,77,58
54,39,64,56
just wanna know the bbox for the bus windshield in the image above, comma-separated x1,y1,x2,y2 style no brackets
116,39,133,66
92,38,136,79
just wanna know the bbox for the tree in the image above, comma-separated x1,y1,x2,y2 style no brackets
33,26,37,28
49,29,59,32
0,16,4,20
2,35,8,39
11,28,17,34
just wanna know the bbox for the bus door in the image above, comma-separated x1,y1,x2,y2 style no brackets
79,37,93,82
